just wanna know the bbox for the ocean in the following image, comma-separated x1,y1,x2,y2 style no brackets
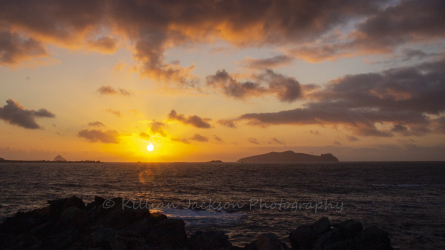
0,162,444,249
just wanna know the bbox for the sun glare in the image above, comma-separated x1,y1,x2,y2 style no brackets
147,143,154,151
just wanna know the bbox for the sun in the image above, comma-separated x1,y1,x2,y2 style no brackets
147,143,154,151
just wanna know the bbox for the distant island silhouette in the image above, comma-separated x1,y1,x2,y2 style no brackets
237,151,339,163
209,160,223,163
53,155,67,162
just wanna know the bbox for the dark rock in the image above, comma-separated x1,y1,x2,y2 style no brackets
147,218,187,248
336,219,363,239
100,207,138,230
289,217,330,250
289,224,313,250
63,196,86,211
355,226,394,250
188,230,232,250
109,234,146,250
48,198,68,220
83,225,117,248
246,233,290,250
0,207,49,235
40,230,78,249
59,206,88,229
312,217,331,237
324,240,356,250
314,229,343,250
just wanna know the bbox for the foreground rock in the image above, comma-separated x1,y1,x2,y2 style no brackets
289,217,394,250
0,196,394,250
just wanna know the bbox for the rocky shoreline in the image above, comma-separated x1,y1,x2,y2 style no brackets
0,196,394,250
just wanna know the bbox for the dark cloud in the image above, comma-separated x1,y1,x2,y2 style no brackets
97,86,132,96
0,31,48,66
171,137,190,144
248,138,260,144
88,121,105,127
78,129,119,143
105,109,122,118
168,110,211,128
190,134,208,142
150,121,167,137
0,0,391,77
206,69,302,102
206,70,267,99
0,99,55,129
217,119,237,128
289,1,445,62
239,57,445,137
238,55,294,70
139,132,150,140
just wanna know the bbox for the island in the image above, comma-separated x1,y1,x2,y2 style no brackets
53,155,67,162
237,151,339,163
209,160,223,163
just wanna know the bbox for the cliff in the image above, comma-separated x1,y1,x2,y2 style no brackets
237,151,339,163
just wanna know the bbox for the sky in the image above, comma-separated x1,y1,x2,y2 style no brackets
1,0,445,162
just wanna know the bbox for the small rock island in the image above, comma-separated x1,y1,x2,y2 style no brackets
237,151,339,163
53,155,67,162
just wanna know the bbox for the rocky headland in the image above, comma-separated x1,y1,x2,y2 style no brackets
237,151,339,163
0,196,394,250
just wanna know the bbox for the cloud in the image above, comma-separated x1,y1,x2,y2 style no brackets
168,110,211,128
0,99,55,129
105,109,122,118
248,138,260,144
346,135,360,142
217,119,237,128
213,135,223,142
271,138,285,145
190,134,208,142
238,55,294,70
78,129,119,143
150,121,167,137
309,130,320,135
88,121,105,127
87,37,118,54
97,86,132,96
171,137,190,144
206,69,302,102
139,132,150,140
367,48,441,64
0,31,49,66
287,1,445,62
0,0,392,80
239,57,445,137
434,117,445,133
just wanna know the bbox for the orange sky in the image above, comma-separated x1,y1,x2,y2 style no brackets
1,0,445,162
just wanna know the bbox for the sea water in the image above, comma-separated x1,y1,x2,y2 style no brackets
0,162,444,249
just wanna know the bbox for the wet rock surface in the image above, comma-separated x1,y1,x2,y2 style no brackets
0,196,395,250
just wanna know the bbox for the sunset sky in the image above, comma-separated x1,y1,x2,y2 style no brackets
1,0,445,162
